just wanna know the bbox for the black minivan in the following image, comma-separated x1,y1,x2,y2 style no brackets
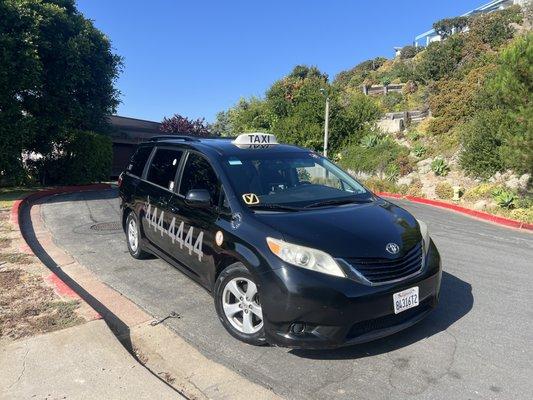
119,133,442,349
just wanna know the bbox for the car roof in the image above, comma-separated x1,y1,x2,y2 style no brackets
143,135,310,157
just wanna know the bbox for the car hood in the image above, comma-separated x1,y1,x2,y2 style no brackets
254,200,421,259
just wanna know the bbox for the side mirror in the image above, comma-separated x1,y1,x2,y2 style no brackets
185,189,211,208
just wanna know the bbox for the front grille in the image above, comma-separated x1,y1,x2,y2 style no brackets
344,242,423,285
347,301,431,339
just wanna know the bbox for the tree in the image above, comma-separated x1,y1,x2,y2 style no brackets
216,65,381,154
210,111,233,136
160,114,212,136
0,0,122,183
433,16,469,39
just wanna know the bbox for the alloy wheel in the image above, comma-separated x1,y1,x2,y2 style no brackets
222,277,263,334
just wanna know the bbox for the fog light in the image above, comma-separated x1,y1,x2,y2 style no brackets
290,322,306,334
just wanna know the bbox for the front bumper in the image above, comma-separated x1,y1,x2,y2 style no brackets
258,241,442,349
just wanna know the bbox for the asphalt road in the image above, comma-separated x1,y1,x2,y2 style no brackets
41,189,533,400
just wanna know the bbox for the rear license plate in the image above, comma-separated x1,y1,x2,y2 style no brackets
393,286,419,314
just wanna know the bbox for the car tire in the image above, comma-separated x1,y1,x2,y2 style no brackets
125,210,151,259
214,263,267,346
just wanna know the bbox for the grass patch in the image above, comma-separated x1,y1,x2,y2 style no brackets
0,252,32,265
0,187,37,209
0,269,83,340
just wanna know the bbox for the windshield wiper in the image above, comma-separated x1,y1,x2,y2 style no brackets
248,204,303,212
304,197,370,208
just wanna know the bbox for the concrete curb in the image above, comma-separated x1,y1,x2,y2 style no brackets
11,184,113,310
14,185,282,400
377,191,533,231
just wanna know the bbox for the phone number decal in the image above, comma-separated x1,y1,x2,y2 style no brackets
145,202,204,262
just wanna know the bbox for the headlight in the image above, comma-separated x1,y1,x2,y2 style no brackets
266,237,346,278
417,219,430,254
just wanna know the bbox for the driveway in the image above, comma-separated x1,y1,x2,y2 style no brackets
41,188,533,400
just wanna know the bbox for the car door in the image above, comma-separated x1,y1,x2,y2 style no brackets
164,151,221,287
139,147,184,252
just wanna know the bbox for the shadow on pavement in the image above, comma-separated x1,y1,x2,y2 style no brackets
290,271,473,360
40,188,119,204
18,193,135,352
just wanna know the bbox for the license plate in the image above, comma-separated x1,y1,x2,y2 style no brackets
393,286,419,314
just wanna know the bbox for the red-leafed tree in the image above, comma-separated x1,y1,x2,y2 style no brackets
160,114,212,136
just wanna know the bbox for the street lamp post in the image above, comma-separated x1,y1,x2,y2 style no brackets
320,89,330,158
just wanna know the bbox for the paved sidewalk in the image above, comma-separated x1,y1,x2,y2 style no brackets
0,319,182,400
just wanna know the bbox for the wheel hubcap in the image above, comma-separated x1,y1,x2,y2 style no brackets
222,277,263,334
128,218,138,252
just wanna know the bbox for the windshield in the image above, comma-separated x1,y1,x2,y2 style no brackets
222,151,372,209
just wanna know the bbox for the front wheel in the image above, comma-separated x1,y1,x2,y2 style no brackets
214,263,267,346
125,211,151,259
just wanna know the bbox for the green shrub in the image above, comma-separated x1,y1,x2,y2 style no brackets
414,35,465,82
459,110,507,178
399,46,422,60
406,179,424,197
37,130,112,185
435,182,454,199
463,183,499,201
468,6,522,48
386,164,400,182
339,139,409,175
360,133,383,148
492,187,516,209
509,207,533,224
431,157,450,176
380,92,404,112
397,153,414,176
427,116,455,136
413,145,426,158
407,131,421,142
362,177,400,193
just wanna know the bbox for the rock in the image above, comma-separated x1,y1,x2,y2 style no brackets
473,200,488,211
417,158,432,167
518,174,531,190
505,175,521,190
417,158,432,174
347,170,370,181
398,176,413,186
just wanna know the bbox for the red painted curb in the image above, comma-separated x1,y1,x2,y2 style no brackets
377,191,533,231
46,273,81,299
10,199,24,227
10,183,113,302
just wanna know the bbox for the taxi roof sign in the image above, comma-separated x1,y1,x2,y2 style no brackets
232,133,278,147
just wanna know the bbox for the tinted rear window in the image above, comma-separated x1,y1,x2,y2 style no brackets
146,148,183,190
127,146,153,177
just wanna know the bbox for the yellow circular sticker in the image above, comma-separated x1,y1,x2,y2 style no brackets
215,231,224,246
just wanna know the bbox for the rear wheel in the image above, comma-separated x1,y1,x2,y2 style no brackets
125,211,151,259
214,263,267,346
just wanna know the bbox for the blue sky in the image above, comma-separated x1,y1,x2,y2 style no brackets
77,0,483,123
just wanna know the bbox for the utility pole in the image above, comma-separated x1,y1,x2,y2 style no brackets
320,89,330,158
323,97,329,158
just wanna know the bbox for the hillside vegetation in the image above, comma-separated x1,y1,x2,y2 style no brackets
214,5,532,223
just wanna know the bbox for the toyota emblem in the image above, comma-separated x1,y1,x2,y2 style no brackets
386,243,400,254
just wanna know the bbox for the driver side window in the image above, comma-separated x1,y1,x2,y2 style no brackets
179,153,220,201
